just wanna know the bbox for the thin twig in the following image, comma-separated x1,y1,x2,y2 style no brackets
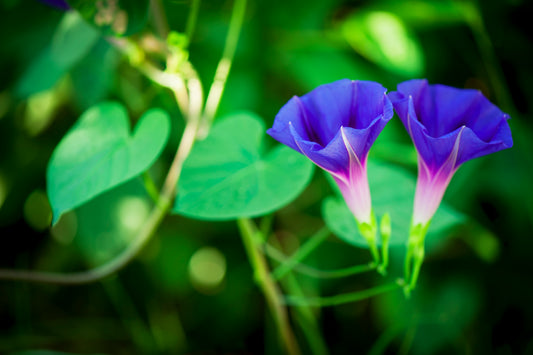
237,218,301,355
284,281,402,307
199,0,247,137
150,0,170,39
185,0,201,41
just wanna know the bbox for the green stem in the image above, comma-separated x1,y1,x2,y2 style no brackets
200,0,247,134
150,0,170,39
357,213,381,266
0,198,170,284
368,239,381,269
408,244,425,291
403,223,429,295
269,234,329,355
259,214,274,242
266,244,376,279
185,0,201,41
379,213,391,274
142,171,160,204
403,242,414,289
284,282,402,307
283,275,329,355
108,37,191,117
272,227,330,280
237,218,301,355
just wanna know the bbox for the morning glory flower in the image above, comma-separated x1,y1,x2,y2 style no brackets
267,79,393,228
389,79,512,293
389,79,513,227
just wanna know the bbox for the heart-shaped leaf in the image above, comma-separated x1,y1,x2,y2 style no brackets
322,161,465,249
47,102,170,224
173,112,314,220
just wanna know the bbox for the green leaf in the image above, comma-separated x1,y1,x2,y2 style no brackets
47,102,170,224
173,112,314,220
341,10,425,77
15,11,100,98
68,0,150,36
322,161,465,249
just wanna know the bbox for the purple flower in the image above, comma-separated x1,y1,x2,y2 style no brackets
389,79,513,226
37,0,70,10
267,79,393,224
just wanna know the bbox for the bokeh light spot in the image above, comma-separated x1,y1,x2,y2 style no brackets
23,190,52,231
0,173,7,210
51,211,78,245
188,247,226,293
115,196,150,233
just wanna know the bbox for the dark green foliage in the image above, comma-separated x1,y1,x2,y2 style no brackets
0,0,532,354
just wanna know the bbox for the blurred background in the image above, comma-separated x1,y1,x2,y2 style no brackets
1,0,532,354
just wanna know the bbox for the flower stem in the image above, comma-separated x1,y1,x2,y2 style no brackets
269,234,329,355
378,213,391,274
284,281,402,307
142,171,160,204
200,0,247,136
287,278,330,355
237,218,301,355
408,244,425,291
271,227,330,280
265,243,376,279
150,0,170,39
403,223,429,296
357,212,381,269
185,0,201,41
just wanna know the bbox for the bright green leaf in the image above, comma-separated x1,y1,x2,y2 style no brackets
47,102,170,224
173,112,314,220
322,161,465,248
341,11,425,77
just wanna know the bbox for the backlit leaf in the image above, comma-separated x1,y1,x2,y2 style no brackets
47,102,170,224
173,112,314,220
